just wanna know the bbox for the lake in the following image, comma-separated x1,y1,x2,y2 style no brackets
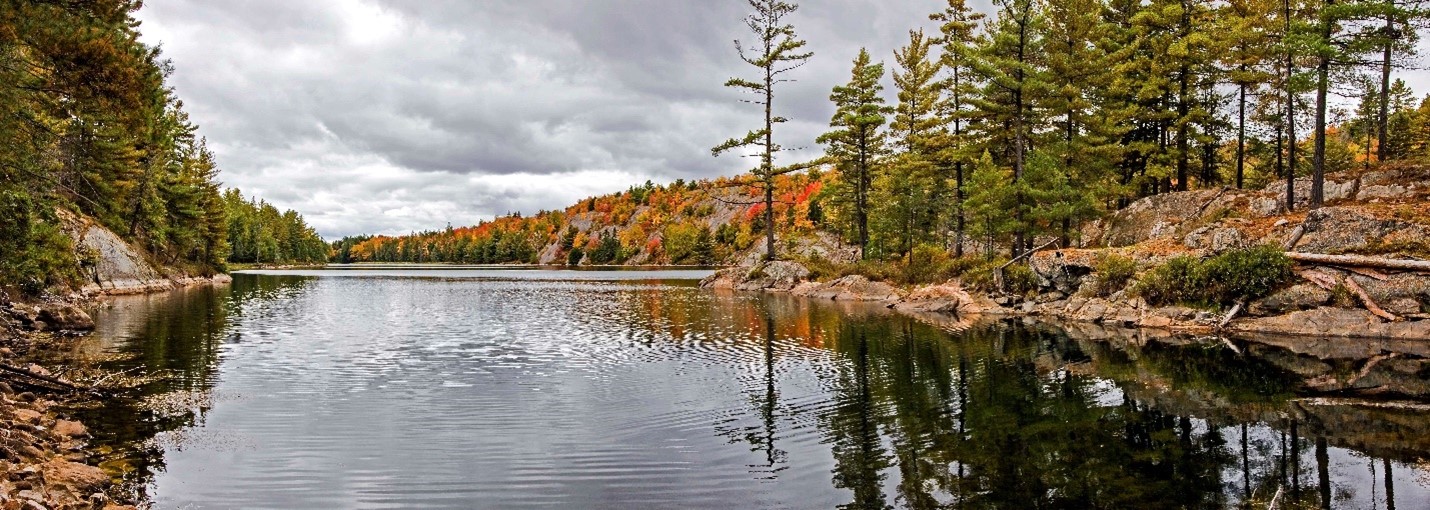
56,269,1430,509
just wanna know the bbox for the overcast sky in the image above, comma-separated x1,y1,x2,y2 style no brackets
134,1,1423,239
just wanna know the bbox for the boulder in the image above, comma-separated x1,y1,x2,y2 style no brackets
895,283,977,314
1248,284,1333,316
34,304,93,332
52,420,86,439
38,459,107,494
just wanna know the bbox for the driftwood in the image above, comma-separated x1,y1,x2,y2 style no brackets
1281,226,1306,250
1286,252,1430,273
1343,278,1399,322
0,363,82,393
1296,269,1339,291
1218,299,1245,329
1344,266,1390,281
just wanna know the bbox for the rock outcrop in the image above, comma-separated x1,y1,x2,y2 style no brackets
55,209,231,296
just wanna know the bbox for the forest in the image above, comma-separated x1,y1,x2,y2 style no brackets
336,0,1430,270
0,0,325,293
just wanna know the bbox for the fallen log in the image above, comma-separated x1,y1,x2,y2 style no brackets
0,363,83,393
1296,269,1339,291
1217,299,1245,329
1343,278,1399,322
1282,225,1306,250
1285,252,1430,273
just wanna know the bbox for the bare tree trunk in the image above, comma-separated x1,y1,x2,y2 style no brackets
1285,0,1298,212
1378,12,1393,162
1310,0,1333,209
764,60,777,262
1237,80,1247,189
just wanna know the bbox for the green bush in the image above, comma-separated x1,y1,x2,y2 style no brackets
1135,245,1293,307
962,258,1007,292
1003,264,1039,296
1135,256,1201,306
1197,245,1294,305
566,247,584,266
1091,254,1137,297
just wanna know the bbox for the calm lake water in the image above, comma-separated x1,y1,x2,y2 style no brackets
57,269,1430,509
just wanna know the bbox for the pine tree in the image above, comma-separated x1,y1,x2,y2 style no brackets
876,30,946,257
1221,0,1280,189
930,0,985,257
817,49,891,258
970,0,1045,258
1041,0,1121,245
713,0,814,262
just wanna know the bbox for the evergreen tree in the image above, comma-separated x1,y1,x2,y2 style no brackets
970,0,1045,258
930,0,985,257
713,0,814,262
875,30,946,258
817,49,891,259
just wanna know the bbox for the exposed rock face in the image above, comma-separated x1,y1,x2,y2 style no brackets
1029,250,1097,294
1087,189,1259,247
53,209,231,296
700,261,812,292
1182,224,1249,253
1232,307,1430,339
1263,176,1359,207
1293,206,1430,254
57,210,166,294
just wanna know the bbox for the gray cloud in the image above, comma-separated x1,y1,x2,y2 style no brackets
136,0,1424,238
136,0,954,237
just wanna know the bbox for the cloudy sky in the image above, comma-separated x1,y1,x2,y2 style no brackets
134,0,973,239
135,1,1423,239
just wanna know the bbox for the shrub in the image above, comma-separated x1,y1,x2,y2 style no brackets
1196,244,1294,305
1134,256,1201,306
1003,264,1039,296
962,258,1008,292
566,247,584,266
1091,254,1137,297
1135,246,1293,307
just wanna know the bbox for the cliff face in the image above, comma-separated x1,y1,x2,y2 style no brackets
55,209,230,297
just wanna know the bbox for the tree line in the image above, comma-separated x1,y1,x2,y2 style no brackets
724,0,1429,262
1,1,324,292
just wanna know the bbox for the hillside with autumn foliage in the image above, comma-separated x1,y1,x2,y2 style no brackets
330,171,845,266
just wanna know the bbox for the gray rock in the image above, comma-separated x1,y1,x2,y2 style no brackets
35,303,93,331
1248,284,1333,316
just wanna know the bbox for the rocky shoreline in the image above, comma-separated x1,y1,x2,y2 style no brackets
703,257,1430,341
705,164,1430,341
0,210,236,509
